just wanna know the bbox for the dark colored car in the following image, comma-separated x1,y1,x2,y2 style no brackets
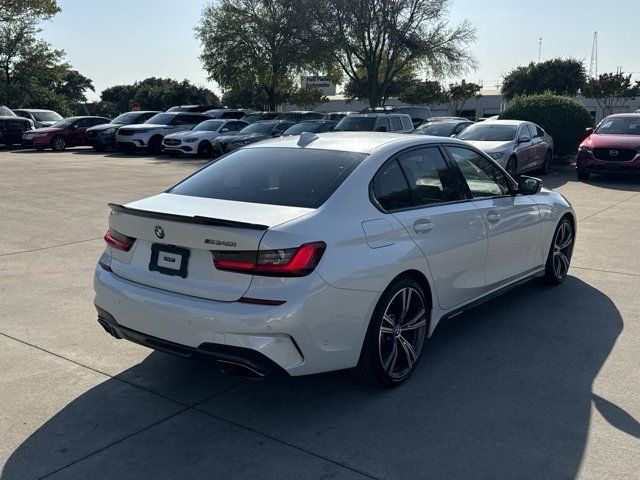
12,109,63,128
412,119,474,137
242,111,280,123
282,120,337,136
326,111,357,122
86,111,160,151
215,120,295,153
0,106,32,147
360,105,431,128
166,105,220,113
577,114,640,181
274,111,325,122
22,116,110,151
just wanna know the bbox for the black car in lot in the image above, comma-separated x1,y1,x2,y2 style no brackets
274,111,325,122
214,120,295,153
166,105,219,113
0,106,32,147
86,111,160,151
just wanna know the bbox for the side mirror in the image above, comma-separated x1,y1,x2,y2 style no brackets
377,126,387,132
585,127,594,135
517,175,543,195
518,135,531,143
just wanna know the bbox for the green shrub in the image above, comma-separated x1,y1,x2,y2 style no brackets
500,94,594,157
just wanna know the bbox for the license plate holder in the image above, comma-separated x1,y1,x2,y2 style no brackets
149,244,190,278
605,162,620,171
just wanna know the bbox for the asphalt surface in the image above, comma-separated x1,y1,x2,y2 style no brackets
1,147,639,480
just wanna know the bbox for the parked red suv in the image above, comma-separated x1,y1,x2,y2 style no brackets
577,113,640,181
22,116,110,151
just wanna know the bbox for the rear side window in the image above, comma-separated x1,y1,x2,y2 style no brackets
397,147,461,205
371,160,412,211
170,147,366,208
390,117,402,131
378,117,391,132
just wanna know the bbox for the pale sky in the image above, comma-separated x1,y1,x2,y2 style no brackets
39,0,640,101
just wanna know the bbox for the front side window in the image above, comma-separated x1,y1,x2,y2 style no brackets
371,160,413,211
397,147,461,206
170,147,366,208
390,117,402,131
447,147,511,198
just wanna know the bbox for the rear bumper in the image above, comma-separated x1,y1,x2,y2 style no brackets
93,265,378,376
96,306,288,377
577,152,640,174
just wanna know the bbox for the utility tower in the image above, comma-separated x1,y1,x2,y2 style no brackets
589,31,598,79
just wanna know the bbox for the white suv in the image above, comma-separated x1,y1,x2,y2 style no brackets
115,112,210,154
162,119,249,157
335,113,413,133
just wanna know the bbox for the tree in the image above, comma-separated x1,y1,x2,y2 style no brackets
0,0,94,114
398,80,444,105
343,68,417,105
100,78,219,113
288,86,328,110
309,0,476,108
196,0,324,110
582,72,640,117
502,58,586,100
441,81,481,116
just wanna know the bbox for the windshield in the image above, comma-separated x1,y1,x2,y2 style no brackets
111,112,144,125
457,123,517,141
335,117,377,131
145,113,175,125
414,123,457,137
32,111,62,122
170,147,366,208
0,106,16,116
193,120,225,131
283,123,324,135
240,122,275,134
51,119,75,128
595,116,640,135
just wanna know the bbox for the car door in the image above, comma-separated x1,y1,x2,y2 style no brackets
445,146,543,288
68,118,91,145
514,124,536,171
528,123,547,168
373,146,488,310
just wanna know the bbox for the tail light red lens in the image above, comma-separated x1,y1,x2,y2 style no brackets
104,229,135,252
212,242,326,277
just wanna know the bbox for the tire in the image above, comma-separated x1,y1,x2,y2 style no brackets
148,135,163,155
356,276,429,388
544,217,574,285
35,146,44,151
577,168,590,181
93,146,106,152
198,141,214,158
506,156,518,177
540,150,552,175
50,136,67,152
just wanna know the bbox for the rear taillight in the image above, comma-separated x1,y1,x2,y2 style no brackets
212,242,326,277
104,229,135,251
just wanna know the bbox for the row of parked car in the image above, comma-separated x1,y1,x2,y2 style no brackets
2,103,558,176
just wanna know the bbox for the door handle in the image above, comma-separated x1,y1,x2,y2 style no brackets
486,211,501,223
413,219,434,234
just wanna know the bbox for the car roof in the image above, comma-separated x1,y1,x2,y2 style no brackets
347,113,410,118
14,108,57,113
482,119,528,126
243,131,468,154
605,113,640,118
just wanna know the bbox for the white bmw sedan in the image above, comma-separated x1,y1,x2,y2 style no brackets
94,132,575,387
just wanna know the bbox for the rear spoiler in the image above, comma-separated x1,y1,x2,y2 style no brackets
108,203,269,231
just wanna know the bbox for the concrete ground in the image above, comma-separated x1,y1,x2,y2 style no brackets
0,147,638,480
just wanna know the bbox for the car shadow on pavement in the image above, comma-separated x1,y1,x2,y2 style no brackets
544,169,640,192
70,149,212,166
1,276,625,479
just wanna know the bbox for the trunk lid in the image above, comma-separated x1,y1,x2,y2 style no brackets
107,193,313,301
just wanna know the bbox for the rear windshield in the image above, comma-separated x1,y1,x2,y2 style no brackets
145,113,175,125
170,147,367,208
413,123,456,136
457,123,517,141
335,117,376,131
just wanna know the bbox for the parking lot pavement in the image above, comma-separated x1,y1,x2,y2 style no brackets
1,148,639,480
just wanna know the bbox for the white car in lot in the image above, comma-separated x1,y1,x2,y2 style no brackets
162,119,249,157
335,113,414,133
115,112,211,154
95,133,575,387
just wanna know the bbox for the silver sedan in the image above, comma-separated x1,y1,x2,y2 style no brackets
457,120,554,176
